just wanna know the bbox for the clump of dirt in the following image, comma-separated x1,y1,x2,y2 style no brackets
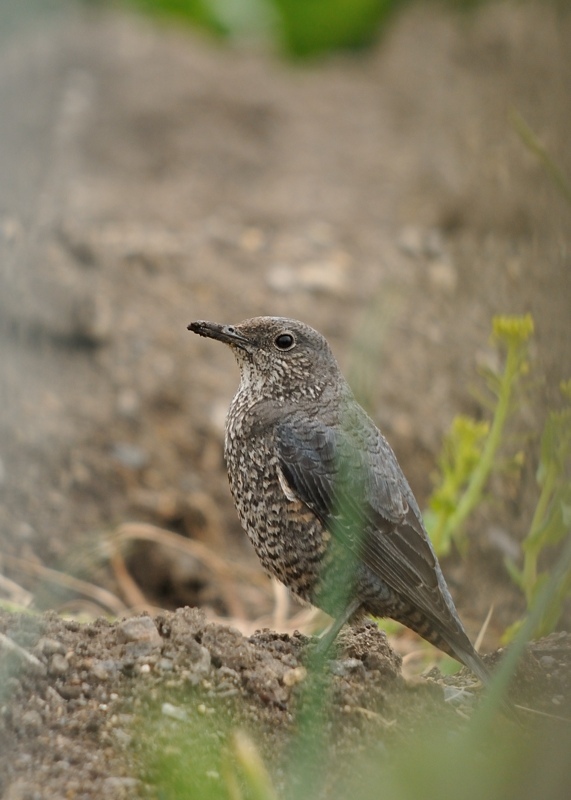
1,607,570,798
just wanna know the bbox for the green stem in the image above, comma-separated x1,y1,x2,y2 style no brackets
510,109,571,208
441,344,518,543
522,464,557,605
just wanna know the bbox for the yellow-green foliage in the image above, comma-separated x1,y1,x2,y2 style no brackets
424,416,490,556
504,380,571,641
423,312,570,641
425,314,534,557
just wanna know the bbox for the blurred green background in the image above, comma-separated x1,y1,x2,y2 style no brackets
116,0,525,57
4,0,560,58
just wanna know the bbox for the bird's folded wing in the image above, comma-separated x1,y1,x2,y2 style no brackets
275,418,457,626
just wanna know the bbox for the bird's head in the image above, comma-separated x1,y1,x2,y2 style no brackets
188,316,342,402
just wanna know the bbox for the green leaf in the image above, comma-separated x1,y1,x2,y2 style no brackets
503,557,523,589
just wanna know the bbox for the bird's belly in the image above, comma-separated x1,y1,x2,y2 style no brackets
228,466,329,603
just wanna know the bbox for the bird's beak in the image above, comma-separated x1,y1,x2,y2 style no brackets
187,320,251,350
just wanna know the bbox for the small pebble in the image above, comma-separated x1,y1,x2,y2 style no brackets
21,710,43,731
282,666,307,687
297,260,349,296
267,260,348,297
397,225,424,257
72,294,112,345
91,659,117,681
424,228,445,259
38,638,66,657
240,226,264,253
1,214,23,243
162,702,188,721
111,443,149,470
117,616,162,646
328,658,365,678
57,684,83,700
188,643,211,677
116,388,141,418
428,260,457,293
48,654,69,676
266,263,295,293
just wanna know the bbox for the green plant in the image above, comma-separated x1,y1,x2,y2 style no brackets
125,0,406,56
422,312,571,641
424,416,490,556
270,0,403,58
503,380,571,641
425,314,534,557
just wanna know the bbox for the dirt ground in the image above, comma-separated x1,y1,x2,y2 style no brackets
1,0,571,797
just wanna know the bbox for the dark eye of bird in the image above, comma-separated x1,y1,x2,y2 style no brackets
274,333,295,351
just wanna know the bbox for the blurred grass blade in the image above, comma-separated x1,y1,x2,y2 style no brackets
470,530,571,730
510,108,571,207
229,730,279,800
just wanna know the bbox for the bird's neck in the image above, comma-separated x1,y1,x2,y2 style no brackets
234,366,335,408
226,371,348,443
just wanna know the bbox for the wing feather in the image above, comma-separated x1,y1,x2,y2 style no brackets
275,416,456,626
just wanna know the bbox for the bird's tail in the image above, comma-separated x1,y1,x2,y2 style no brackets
390,603,521,721
444,637,492,687
393,606,492,685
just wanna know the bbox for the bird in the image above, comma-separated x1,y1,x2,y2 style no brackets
188,315,492,685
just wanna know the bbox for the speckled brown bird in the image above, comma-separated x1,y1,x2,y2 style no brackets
188,316,491,684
